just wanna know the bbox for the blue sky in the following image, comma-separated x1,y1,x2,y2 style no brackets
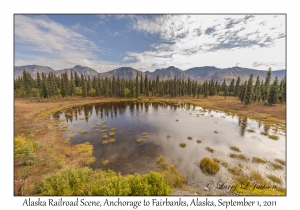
14,14,285,72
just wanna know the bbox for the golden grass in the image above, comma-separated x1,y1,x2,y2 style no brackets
269,162,284,170
102,159,109,165
261,131,268,136
230,146,241,152
80,130,88,134
199,157,220,175
187,136,193,140
102,140,109,145
108,139,116,144
205,147,214,153
252,157,267,164
136,139,143,143
267,174,283,184
268,135,279,140
227,166,243,176
179,143,186,148
110,128,116,131
102,135,108,139
109,132,115,137
274,158,286,166
229,153,248,160
247,129,255,133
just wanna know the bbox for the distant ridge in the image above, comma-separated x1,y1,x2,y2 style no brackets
14,64,286,82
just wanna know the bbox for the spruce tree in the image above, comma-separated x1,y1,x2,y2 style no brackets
234,76,241,96
82,80,87,97
263,67,272,101
145,73,149,96
135,74,139,98
244,74,254,105
268,76,280,105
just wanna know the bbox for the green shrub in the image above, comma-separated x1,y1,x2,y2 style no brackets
37,167,171,196
14,134,38,166
199,157,220,175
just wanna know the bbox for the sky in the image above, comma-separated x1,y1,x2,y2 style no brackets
14,14,286,72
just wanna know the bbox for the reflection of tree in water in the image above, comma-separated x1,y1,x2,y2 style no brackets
57,101,186,124
238,116,248,137
264,124,270,132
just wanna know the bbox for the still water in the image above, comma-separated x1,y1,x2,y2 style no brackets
53,101,286,190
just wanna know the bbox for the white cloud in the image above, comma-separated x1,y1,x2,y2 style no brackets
14,15,118,72
15,14,285,72
124,14,285,71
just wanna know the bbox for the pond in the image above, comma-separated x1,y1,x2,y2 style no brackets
52,101,286,192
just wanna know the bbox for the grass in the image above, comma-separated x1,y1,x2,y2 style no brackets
229,153,248,160
267,174,283,184
102,159,109,165
196,140,202,144
247,129,255,133
136,139,143,143
252,157,267,164
102,135,108,139
108,139,116,144
227,166,243,176
187,136,193,140
102,140,109,145
205,147,214,153
142,132,148,135
102,125,107,129
229,146,241,152
59,125,68,131
212,158,220,163
268,135,279,140
269,162,283,170
156,155,187,188
274,158,286,166
199,157,220,176
220,160,229,168
80,130,88,134
249,171,264,183
179,143,186,148
109,132,115,137
100,129,107,133
110,128,116,131
260,131,268,136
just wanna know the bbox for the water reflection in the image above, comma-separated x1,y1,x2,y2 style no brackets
238,117,248,137
55,101,286,189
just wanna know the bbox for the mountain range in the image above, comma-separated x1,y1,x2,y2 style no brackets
14,65,286,82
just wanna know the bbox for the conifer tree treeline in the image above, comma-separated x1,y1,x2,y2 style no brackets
14,68,286,105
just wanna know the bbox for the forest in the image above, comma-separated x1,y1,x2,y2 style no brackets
14,68,286,106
